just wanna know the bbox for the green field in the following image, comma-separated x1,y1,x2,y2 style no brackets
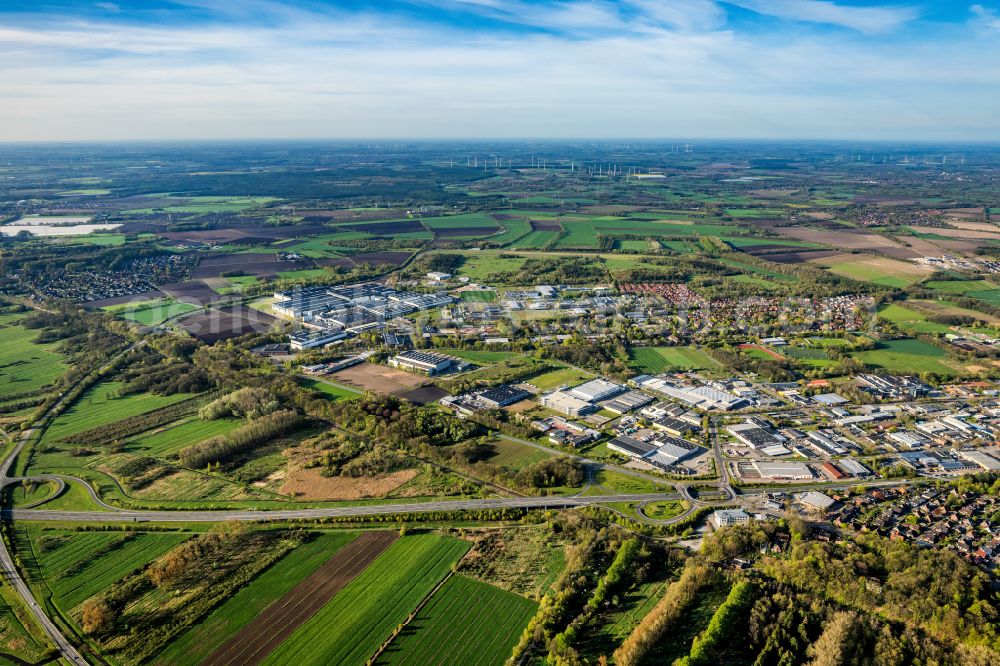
127,196,278,214
486,438,554,469
852,339,957,375
628,346,721,373
877,303,953,335
156,532,356,665
0,313,67,400
376,574,537,666
455,252,530,281
824,259,922,288
300,377,361,401
40,382,195,444
924,279,999,293
421,213,499,232
527,367,595,391
436,349,519,364
459,290,498,302
104,298,199,326
511,230,559,248
490,216,532,245
263,534,470,666
26,529,187,611
277,268,329,280
128,417,244,457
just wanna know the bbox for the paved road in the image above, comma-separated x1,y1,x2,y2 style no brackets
0,341,143,666
13,492,686,523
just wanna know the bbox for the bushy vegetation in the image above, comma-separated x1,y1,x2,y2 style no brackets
179,409,303,468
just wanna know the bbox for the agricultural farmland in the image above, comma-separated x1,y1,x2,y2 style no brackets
0,313,67,401
38,382,195,445
852,338,959,376
262,533,470,666
628,346,721,373
376,573,537,666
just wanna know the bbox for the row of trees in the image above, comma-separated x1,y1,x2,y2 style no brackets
179,408,302,468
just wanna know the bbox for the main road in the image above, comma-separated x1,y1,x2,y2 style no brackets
11,491,686,523
0,341,145,666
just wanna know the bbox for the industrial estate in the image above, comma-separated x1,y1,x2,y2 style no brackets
0,140,998,666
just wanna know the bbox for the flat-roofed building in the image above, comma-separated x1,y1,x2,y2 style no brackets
959,449,1000,471
478,384,531,408
608,435,657,458
753,461,814,480
798,491,835,511
540,390,595,417
389,350,456,375
289,328,349,351
603,390,653,414
838,458,872,477
569,379,625,403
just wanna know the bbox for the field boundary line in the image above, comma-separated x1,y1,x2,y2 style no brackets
366,567,457,666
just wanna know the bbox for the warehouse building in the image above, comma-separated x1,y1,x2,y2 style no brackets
389,350,456,375
540,390,596,417
752,461,815,480
569,379,626,403
478,384,532,408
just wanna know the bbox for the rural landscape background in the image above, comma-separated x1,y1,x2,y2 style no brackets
0,1,999,666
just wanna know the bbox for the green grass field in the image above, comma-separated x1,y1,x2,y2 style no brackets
26,529,188,611
628,346,721,373
490,216,532,245
277,268,329,280
459,290,498,302
300,377,361,401
511,230,559,248
527,367,595,391
128,417,243,457
104,298,199,326
924,279,999,293
0,313,67,400
877,303,953,335
852,339,957,376
421,213,499,231
486,439,554,469
435,349,519,364
156,532,356,665
376,574,537,666
263,534,470,666
40,382,195,444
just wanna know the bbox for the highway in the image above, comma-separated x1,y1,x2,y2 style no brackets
12,492,686,523
0,341,145,666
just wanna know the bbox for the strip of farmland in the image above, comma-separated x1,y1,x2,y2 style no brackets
202,530,398,666
375,573,538,666
261,534,471,666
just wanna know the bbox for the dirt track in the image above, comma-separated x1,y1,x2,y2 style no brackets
202,530,399,666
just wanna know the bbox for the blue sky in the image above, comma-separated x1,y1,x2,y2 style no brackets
1,1,998,141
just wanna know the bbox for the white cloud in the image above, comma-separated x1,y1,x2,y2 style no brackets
971,4,1000,32
727,0,920,34
95,2,121,12
0,3,995,140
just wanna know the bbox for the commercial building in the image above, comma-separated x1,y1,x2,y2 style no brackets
289,328,349,351
711,509,750,528
602,390,654,414
752,461,814,480
426,271,451,281
959,449,1000,471
798,491,836,511
478,384,532,408
389,350,456,375
569,379,626,403
540,391,595,417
